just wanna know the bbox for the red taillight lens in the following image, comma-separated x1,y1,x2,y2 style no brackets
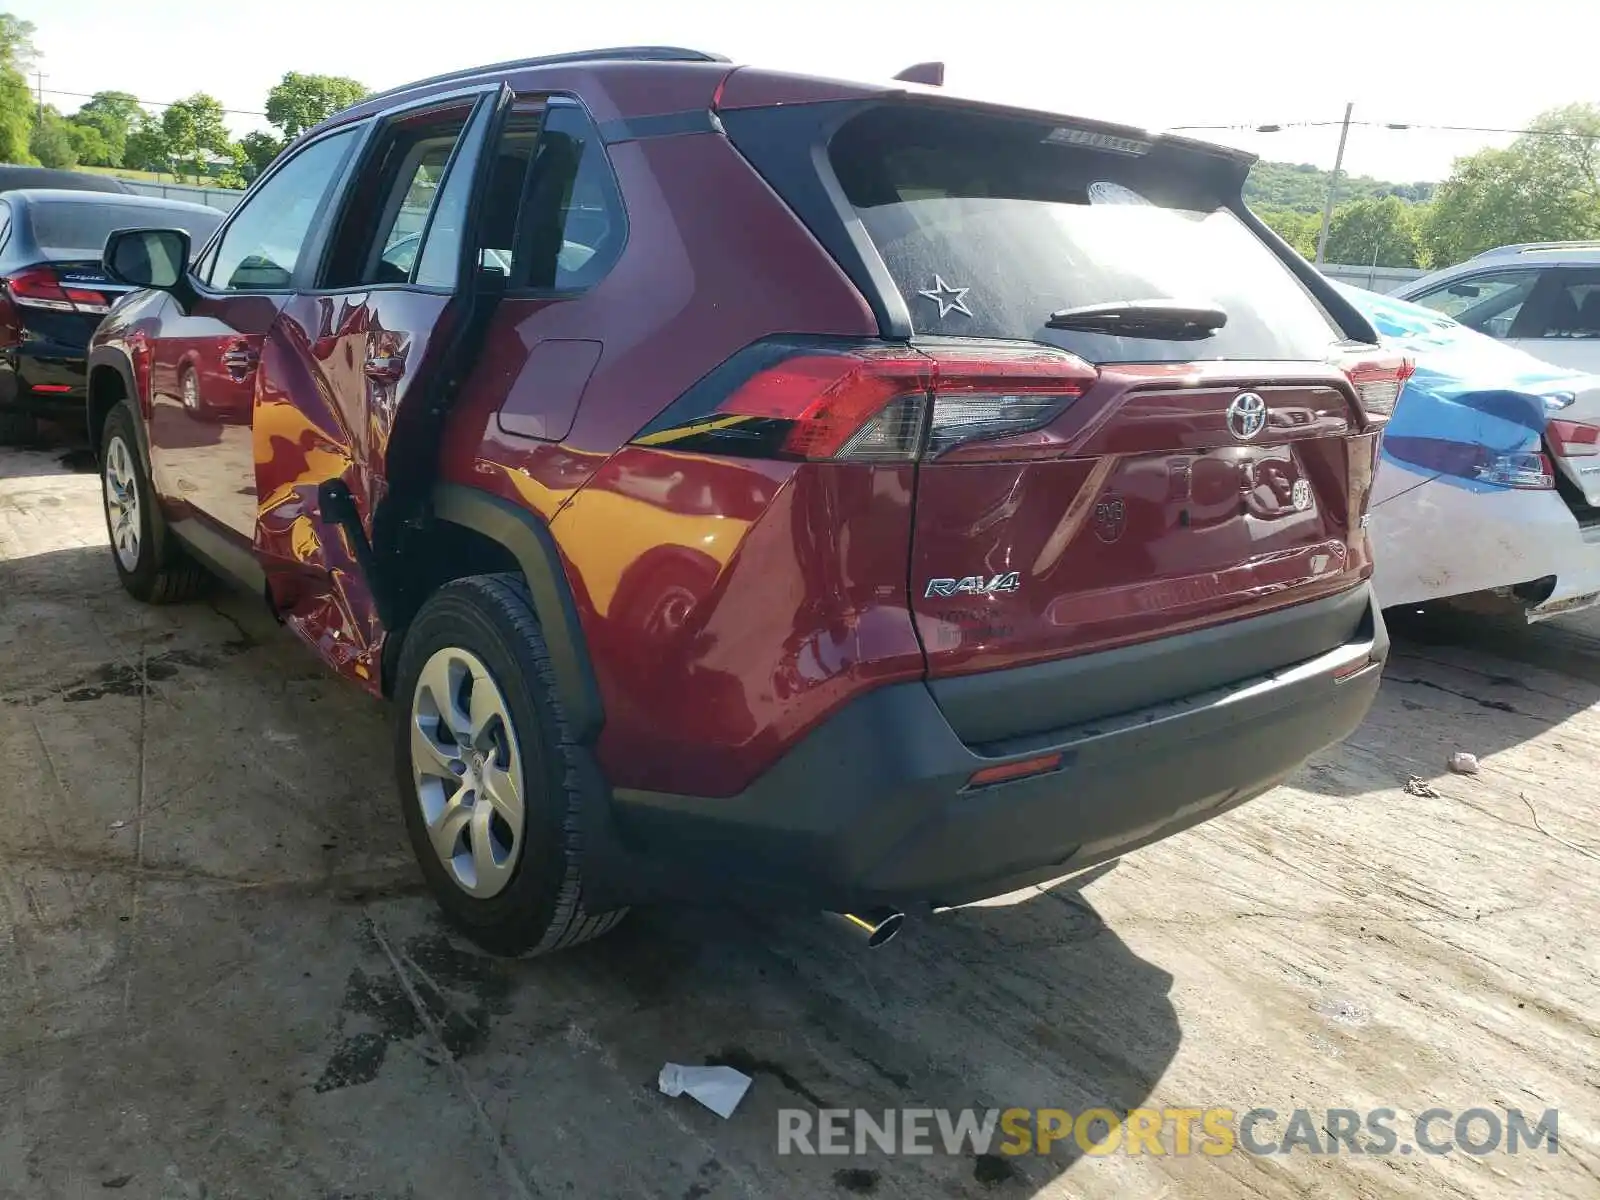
1548,419,1600,458
632,339,1097,462
718,348,931,461
1338,351,1415,417
5,265,111,314
922,343,1098,457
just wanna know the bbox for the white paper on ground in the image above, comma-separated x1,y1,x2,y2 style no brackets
657,1063,753,1119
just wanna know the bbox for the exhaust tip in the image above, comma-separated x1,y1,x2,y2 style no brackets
828,908,905,949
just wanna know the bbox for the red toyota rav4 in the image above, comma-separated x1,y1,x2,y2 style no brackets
89,47,1393,955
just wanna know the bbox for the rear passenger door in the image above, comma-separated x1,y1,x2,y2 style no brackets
253,86,513,687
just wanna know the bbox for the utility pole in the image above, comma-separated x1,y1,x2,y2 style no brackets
32,71,45,126
1315,101,1354,266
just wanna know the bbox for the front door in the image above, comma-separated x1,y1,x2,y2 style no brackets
252,88,512,688
146,127,363,564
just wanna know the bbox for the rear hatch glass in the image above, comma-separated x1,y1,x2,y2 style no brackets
30,201,223,259
829,104,1341,363
827,104,1371,719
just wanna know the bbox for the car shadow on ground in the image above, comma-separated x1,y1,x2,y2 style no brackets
478,884,1182,1191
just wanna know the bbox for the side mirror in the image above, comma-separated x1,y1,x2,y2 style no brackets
103,227,192,291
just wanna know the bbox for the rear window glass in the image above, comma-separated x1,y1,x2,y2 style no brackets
829,106,1342,364
29,202,223,256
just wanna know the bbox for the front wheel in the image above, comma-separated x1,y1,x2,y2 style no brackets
100,403,207,603
393,574,625,956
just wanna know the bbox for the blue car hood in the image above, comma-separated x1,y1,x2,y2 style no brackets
1337,282,1595,493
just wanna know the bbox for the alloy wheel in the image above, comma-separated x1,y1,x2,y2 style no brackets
408,646,527,899
104,435,142,572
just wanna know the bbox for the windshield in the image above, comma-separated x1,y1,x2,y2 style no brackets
30,202,223,257
829,105,1342,363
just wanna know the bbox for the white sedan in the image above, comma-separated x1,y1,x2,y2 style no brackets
1341,284,1600,619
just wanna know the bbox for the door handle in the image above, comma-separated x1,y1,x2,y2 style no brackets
363,354,405,383
222,343,258,380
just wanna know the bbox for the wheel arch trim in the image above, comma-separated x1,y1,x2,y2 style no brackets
85,346,147,462
431,483,604,742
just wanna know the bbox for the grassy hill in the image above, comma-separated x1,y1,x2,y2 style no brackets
1245,160,1434,213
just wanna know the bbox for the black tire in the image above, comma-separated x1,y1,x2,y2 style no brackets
99,402,208,603
393,573,626,956
0,408,38,445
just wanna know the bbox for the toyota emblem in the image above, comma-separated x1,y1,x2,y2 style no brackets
1226,392,1267,441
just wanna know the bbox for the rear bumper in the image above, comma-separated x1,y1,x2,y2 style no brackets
1,345,88,413
610,585,1386,910
1370,467,1600,618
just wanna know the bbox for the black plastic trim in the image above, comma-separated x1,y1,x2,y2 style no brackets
597,109,721,144
84,345,144,454
607,589,1387,910
358,47,729,109
719,102,913,340
431,484,603,742
1233,201,1379,345
933,583,1375,747
167,513,267,595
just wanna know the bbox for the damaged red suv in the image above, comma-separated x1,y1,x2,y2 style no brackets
88,47,1392,955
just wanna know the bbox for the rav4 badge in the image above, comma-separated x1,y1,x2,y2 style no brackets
924,572,1022,598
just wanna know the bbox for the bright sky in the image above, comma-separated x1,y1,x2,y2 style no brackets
16,0,1600,183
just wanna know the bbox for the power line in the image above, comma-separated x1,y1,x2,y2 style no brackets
1171,118,1600,139
38,86,266,118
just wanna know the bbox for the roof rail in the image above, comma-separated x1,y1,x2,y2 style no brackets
361,47,729,106
1472,240,1600,259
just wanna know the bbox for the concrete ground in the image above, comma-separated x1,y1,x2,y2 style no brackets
1,435,1596,1200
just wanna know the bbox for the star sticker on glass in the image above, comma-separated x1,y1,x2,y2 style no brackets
917,275,973,319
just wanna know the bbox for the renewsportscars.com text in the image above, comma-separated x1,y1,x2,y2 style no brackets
777,1106,1560,1158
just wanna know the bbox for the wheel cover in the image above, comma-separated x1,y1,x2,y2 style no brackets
408,646,527,900
103,435,141,572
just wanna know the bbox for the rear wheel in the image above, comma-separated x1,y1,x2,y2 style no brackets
394,574,625,956
100,403,207,603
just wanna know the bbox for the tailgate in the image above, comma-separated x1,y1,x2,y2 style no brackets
912,363,1377,680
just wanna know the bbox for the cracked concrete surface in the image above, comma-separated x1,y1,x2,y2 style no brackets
1,438,1596,1199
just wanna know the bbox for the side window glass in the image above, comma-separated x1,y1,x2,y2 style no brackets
208,128,358,291
519,105,626,291
1541,271,1600,338
0,203,10,254
471,106,544,280
415,102,502,288
370,136,461,283
1411,270,1536,339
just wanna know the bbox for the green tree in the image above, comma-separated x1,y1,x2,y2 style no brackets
1255,207,1320,259
161,92,231,181
70,90,144,166
28,107,75,168
237,129,283,180
264,71,368,139
123,112,171,173
65,119,113,166
1423,145,1600,266
1422,103,1600,266
0,13,37,164
1324,196,1424,268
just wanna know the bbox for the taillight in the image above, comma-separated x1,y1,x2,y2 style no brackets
1476,450,1555,489
922,342,1098,457
1547,419,1600,458
1339,351,1415,417
5,265,112,315
632,338,1097,462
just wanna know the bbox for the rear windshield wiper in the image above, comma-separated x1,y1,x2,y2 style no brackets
1046,299,1228,340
